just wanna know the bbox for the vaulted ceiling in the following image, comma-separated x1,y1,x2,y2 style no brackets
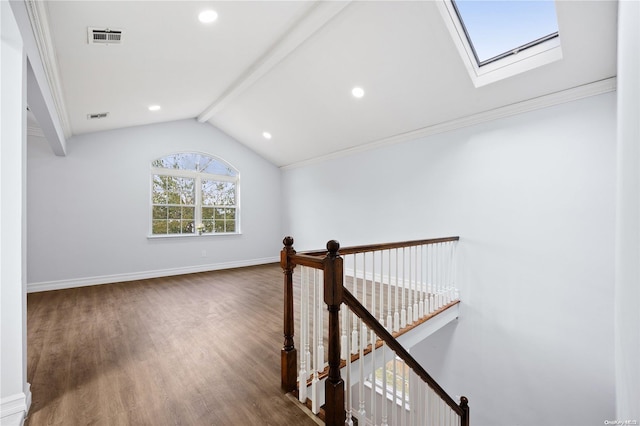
30,0,618,167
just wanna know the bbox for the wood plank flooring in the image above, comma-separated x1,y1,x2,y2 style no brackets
25,264,318,426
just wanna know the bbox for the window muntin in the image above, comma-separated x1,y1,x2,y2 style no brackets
201,179,236,233
150,153,239,236
152,152,237,177
452,0,559,66
152,175,196,235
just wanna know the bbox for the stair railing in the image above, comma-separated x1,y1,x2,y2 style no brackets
281,236,469,426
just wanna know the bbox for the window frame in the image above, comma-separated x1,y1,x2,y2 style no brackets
148,152,240,238
437,0,562,87
450,0,560,67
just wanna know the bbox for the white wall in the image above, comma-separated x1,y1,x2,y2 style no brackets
283,93,617,426
1,2,30,424
615,0,640,420
27,119,283,289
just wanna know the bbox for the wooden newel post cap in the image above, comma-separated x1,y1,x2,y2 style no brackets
281,236,295,270
460,395,469,408
327,240,340,256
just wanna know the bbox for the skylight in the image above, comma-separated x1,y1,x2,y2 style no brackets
437,0,563,87
452,0,559,66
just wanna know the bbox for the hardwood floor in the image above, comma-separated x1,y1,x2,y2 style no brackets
25,264,319,426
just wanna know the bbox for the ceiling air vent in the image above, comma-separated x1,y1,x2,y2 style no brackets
87,112,109,120
88,27,123,45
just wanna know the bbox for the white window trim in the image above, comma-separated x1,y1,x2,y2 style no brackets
148,154,240,238
436,0,563,88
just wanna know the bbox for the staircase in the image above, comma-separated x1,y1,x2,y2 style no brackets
280,237,469,426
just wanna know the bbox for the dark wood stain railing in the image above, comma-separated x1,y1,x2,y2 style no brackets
280,236,297,393
280,236,469,426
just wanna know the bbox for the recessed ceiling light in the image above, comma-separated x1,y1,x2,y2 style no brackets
199,10,218,24
262,132,272,140
352,87,365,98
148,105,161,111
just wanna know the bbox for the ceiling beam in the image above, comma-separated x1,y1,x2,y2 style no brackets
197,0,352,123
23,0,72,140
10,0,67,155
27,61,66,155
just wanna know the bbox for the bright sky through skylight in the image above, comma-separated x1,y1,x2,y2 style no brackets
453,0,559,64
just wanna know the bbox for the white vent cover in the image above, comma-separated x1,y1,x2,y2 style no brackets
88,27,123,45
87,112,109,120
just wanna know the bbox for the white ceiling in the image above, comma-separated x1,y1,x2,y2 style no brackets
36,0,618,167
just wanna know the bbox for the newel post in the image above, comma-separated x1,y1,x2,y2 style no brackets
281,236,297,392
460,396,470,426
323,240,346,426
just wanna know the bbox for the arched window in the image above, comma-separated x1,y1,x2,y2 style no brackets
150,152,239,236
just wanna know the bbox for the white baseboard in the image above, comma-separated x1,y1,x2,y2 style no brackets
27,257,279,293
1,386,31,426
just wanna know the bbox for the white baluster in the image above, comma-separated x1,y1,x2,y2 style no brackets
441,242,447,305
422,382,428,426
371,251,376,330
401,248,407,329
363,252,367,316
401,359,407,426
359,268,366,420
423,383,429,426
432,386,437,426
370,329,376,426
451,240,458,302
298,266,308,403
408,370,415,426
316,269,324,373
436,243,442,310
351,254,359,356
453,240,459,302
345,306,354,426
407,248,413,325
413,246,419,322
381,341,388,426
419,245,425,319
340,256,349,361
415,372,423,426
387,249,393,332
379,250,385,326
341,308,348,361
394,248,400,332
445,242,453,304
391,354,398,426
440,243,444,305
358,321,367,419
311,268,319,414
429,386,435,426
437,389,442,426
429,244,435,313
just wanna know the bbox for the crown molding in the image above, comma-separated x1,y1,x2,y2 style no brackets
25,0,72,138
281,77,617,170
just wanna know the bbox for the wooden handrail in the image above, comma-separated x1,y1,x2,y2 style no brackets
343,287,465,416
288,253,326,269
280,235,469,426
300,236,460,257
